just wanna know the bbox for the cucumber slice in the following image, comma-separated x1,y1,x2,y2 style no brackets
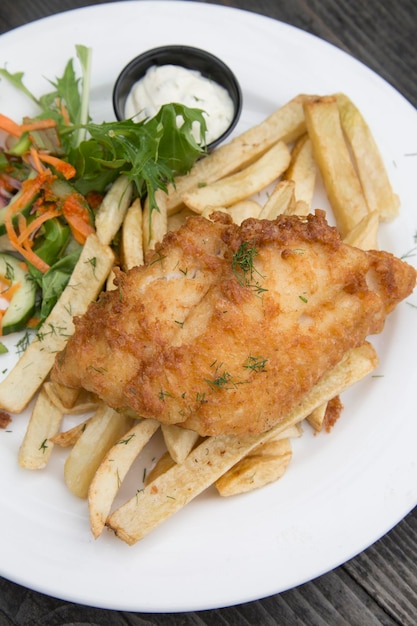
0,253,37,335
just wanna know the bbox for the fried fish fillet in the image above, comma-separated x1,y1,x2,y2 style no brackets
52,210,416,436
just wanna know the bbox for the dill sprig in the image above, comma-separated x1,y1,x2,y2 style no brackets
232,241,267,294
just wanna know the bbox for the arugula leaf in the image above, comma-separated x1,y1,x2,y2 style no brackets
32,218,71,268
0,68,39,105
37,247,82,323
1,46,92,153
68,103,207,209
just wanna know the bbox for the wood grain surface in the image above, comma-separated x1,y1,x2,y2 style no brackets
0,1,416,624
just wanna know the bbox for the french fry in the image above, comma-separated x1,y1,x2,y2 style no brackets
50,417,92,448
271,424,303,440
258,179,296,219
182,141,291,214
107,343,378,544
144,451,176,485
167,206,195,232
284,199,311,217
306,403,328,432
215,438,293,496
95,174,134,245
282,134,317,208
158,94,309,215
148,425,301,489
105,269,117,292
121,197,144,269
42,382,98,415
215,424,303,496
0,234,114,413
89,418,160,538
44,381,80,410
18,385,64,469
335,93,400,221
161,424,200,464
343,210,380,250
307,396,344,433
142,194,168,255
201,201,261,224
225,199,262,224
64,403,132,499
304,96,368,237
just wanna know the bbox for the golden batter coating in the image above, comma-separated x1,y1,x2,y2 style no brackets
52,210,416,436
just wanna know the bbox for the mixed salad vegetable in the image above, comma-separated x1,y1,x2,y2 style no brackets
0,45,207,335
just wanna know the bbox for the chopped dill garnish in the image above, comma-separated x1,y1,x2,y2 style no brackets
205,370,233,389
205,370,248,391
149,250,166,265
244,355,268,373
232,241,259,282
4,261,15,282
86,365,107,374
117,433,135,445
15,331,31,355
85,256,98,277
401,246,417,260
159,389,174,402
232,241,267,294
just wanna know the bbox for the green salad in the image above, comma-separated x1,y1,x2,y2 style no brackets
0,45,206,335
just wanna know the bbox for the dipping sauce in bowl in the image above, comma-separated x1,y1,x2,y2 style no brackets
113,45,242,151
125,64,235,146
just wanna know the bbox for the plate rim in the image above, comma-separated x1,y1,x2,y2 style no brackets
0,0,416,612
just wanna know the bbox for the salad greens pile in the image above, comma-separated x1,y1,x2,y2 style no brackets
0,45,207,334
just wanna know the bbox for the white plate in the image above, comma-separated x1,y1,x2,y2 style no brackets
0,1,416,613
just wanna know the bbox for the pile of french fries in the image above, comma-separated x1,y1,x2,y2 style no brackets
0,93,399,545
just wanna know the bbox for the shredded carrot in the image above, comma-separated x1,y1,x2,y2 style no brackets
0,113,22,138
6,170,53,216
4,181,51,274
64,213,94,245
18,261,29,272
29,146,46,174
37,152,76,180
22,238,34,252
2,171,61,272
17,212,28,235
16,208,60,246
0,281,21,302
7,239,48,273
57,98,71,126
61,193,95,245
0,276,12,291
20,118,57,133
27,316,41,329
85,190,105,210
11,237,50,273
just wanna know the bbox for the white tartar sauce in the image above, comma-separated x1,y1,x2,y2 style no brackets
124,64,235,145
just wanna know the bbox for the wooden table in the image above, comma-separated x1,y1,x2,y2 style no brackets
0,1,416,624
